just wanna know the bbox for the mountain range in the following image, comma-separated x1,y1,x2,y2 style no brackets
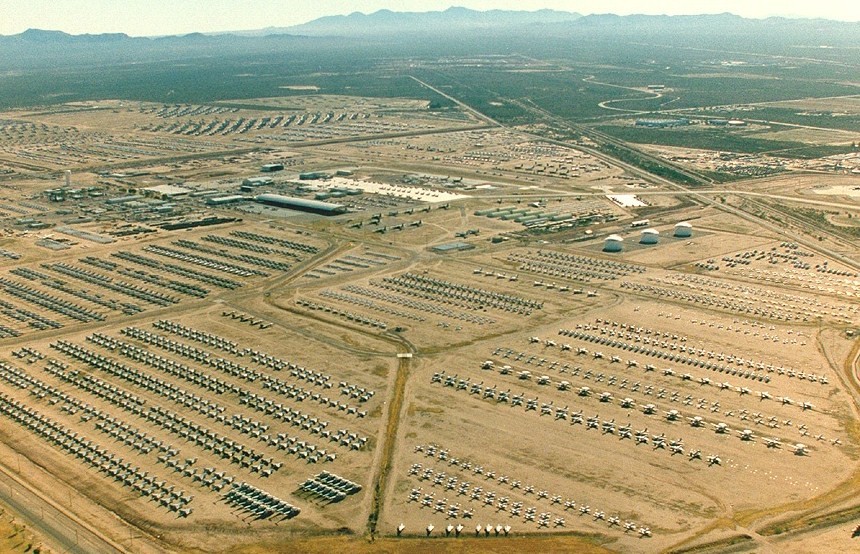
1,8,859,72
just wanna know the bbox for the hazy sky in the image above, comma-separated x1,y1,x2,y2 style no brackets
1,1,858,36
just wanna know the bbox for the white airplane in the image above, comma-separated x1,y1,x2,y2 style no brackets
792,443,808,456
707,454,721,466
764,437,782,449
624,521,637,533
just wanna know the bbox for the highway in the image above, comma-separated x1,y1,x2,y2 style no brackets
0,462,124,554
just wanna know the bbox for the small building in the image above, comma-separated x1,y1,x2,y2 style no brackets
254,193,346,216
674,222,693,238
242,176,273,187
635,118,689,128
206,195,249,206
299,172,327,180
640,228,660,244
432,241,475,254
604,234,624,252
260,163,284,172
106,195,143,205
142,184,191,199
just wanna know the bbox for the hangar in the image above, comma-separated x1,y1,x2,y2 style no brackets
254,193,347,215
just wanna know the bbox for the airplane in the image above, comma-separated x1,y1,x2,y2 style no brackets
707,454,721,466
713,422,730,434
642,404,656,415
665,409,680,421
739,429,755,441
624,521,638,533
620,398,635,408
801,402,814,411
688,416,704,427
688,449,702,460
635,429,649,444
764,437,782,449
792,443,808,456
607,515,620,526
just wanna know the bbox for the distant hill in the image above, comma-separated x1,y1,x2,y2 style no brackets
277,6,582,37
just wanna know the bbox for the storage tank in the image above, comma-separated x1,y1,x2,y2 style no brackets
640,228,660,244
603,234,624,253
674,222,693,238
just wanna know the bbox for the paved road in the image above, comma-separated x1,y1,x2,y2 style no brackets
0,465,124,554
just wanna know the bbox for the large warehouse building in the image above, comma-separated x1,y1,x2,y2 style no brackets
254,194,347,215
